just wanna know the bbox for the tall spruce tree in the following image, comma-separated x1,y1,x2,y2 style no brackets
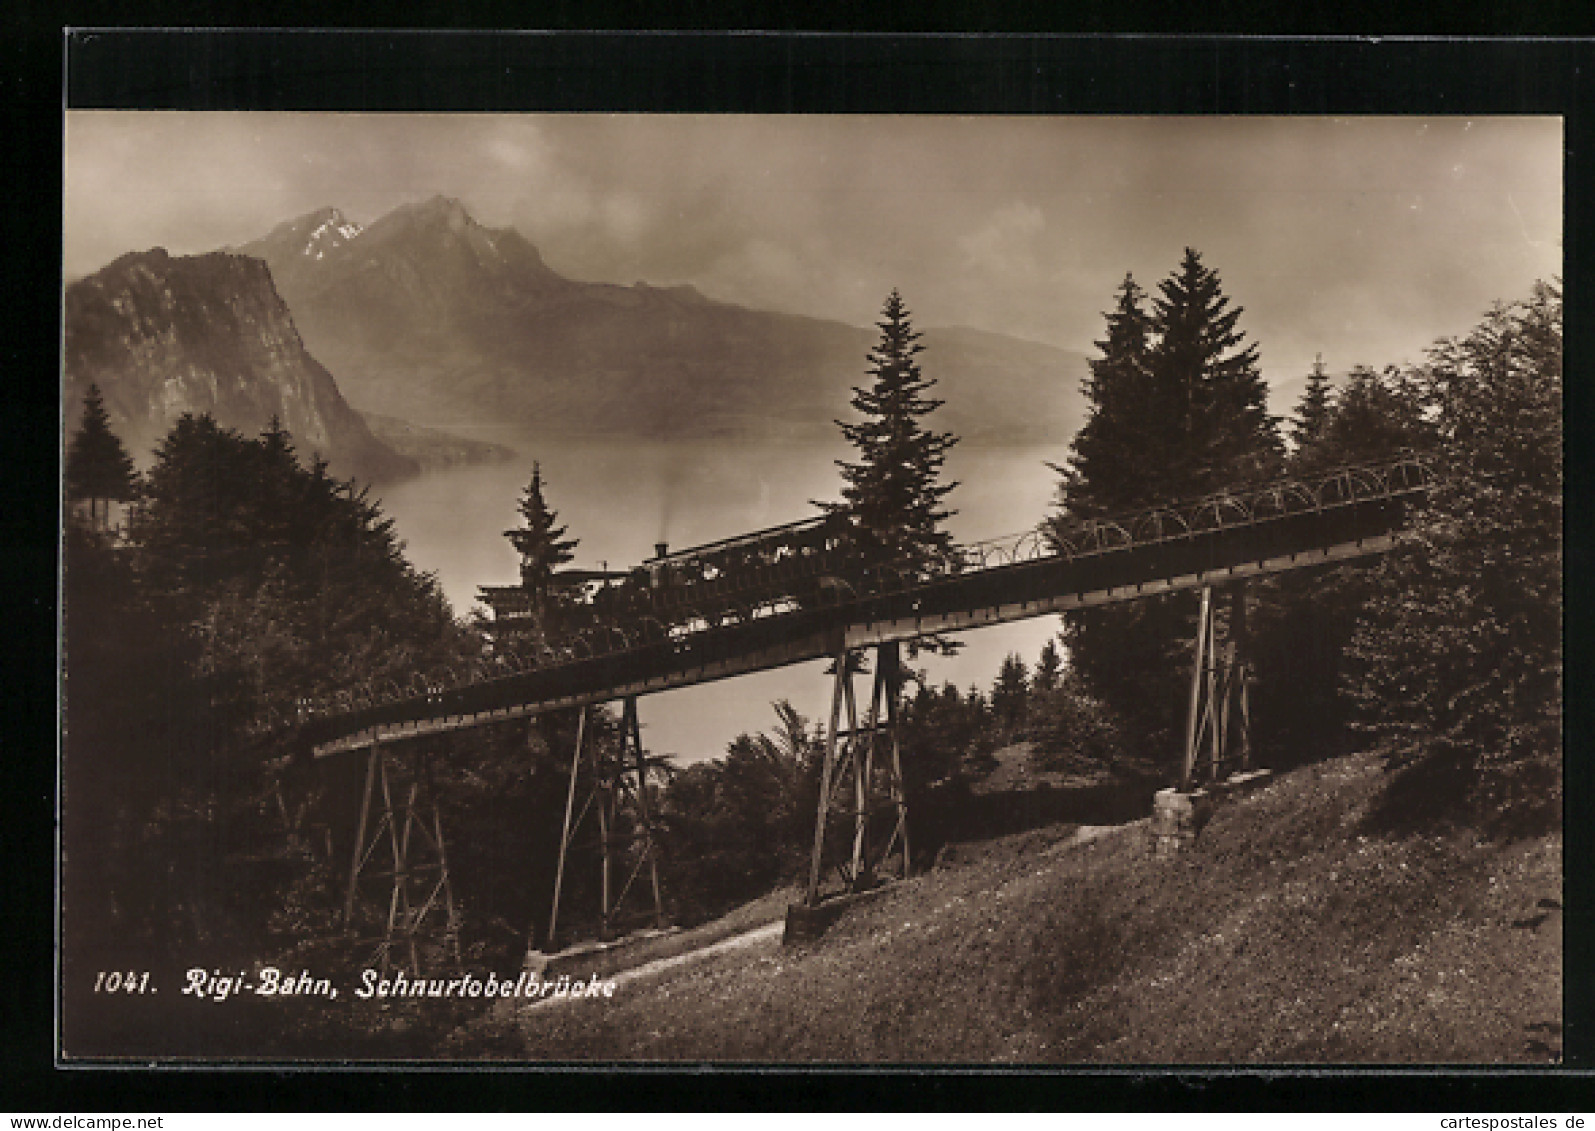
508,462,578,606
1148,247,1282,492
66,384,138,531
1058,274,1157,516
829,290,959,572
1055,252,1282,762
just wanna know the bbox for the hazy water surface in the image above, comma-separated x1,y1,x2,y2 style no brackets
376,429,1068,763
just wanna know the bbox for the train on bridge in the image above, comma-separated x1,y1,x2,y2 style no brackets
476,453,1432,659
292,452,1431,754
479,511,860,647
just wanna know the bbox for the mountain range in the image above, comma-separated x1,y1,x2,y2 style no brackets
64,195,1092,491
236,196,1091,444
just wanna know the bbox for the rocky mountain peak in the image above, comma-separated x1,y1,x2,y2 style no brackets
356,195,551,274
63,247,416,485
246,206,361,261
363,194,480,242
235,196,568,379
419,194,471,227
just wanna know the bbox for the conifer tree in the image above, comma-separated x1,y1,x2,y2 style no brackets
66,384,138,531
1033,638,1063,694
1312,365,1432,467
1053,252,1282,762
132,413,251,594
830,290,959,573
259,414,295,463
1058,274,1157,516
991,653,1031,734
1248,359,1437,768
508,462,578,606
1290,354,1336,453
1148,247,1282,492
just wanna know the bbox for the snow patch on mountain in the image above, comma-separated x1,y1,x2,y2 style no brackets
303,210,364,259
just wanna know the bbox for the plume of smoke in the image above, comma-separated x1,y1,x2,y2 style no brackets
654,453,691,549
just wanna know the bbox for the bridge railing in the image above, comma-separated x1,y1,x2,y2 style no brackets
944,452,1432,573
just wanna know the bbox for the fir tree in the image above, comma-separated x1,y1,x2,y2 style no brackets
507,462,579,606
1061,254,1279,519
132,413,255,594
1148,247,1282,492
829,290,959,573
66,384,138,531
1058,273,1158,517
1053,252,1282,763
991,653,1030,733
1309,365,1432,468
1033,638,1063,693
259,414,295,463
1290,354,1336,453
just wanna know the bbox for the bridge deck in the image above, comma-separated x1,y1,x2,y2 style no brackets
304,461,1427,759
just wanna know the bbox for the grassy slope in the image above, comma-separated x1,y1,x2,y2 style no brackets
492,752,1560,1063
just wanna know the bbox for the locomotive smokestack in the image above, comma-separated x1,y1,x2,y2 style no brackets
655,541,669,560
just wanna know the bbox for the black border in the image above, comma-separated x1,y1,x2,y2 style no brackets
57,32,1595,115
9,26,1592,1111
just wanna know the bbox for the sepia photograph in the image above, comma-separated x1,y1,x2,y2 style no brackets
58,95,1563,1064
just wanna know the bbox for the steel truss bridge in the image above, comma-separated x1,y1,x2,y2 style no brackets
307,454,1432,968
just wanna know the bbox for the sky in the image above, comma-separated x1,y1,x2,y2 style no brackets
65,113,1562,391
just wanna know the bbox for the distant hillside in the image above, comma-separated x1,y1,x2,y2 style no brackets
63,248,417,485
487,752,1561,1063
237,196,1091,443
360,411,517,472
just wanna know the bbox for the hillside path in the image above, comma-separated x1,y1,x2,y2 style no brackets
521,918,787,1012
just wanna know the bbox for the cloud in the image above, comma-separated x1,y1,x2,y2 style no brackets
485,136,535,171
959,202,1046,278
599,193,651,246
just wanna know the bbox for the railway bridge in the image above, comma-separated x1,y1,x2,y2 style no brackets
297,454,1431,970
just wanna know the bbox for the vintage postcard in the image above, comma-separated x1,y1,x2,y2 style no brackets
58,35,1565,1065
